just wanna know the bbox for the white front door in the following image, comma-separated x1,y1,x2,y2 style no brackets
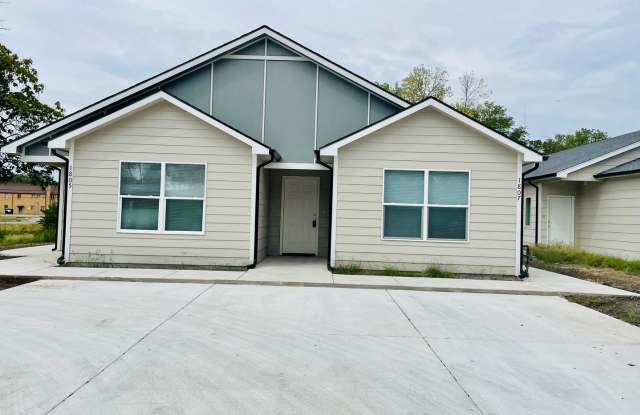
548,196,574,245
281,176,319,255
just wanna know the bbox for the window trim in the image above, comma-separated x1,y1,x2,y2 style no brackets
117,161,207,235
381,168,471,243
524,197,532,226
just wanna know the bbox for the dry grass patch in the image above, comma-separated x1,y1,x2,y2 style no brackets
567,295,640,327
531,245,640,326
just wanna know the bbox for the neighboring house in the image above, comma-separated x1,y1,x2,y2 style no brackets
0,183,58,215
524,130,640,259
0,26,542,275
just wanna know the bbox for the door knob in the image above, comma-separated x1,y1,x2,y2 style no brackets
312,219,317,228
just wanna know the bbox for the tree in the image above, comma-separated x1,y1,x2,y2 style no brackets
394,65,452,103
0,43,64,186
459,101,528,143
38,203,58,230
527,128,608,154
457,71,490,109
376,81,401,95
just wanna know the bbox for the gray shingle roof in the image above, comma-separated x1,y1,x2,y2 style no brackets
525,129,640,179
594,157,640,178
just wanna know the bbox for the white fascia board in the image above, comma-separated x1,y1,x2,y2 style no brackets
48,92,271,154
22,155,66,164
320,99,543,162
556,141,640,178
264,162,328,170
3,26,407,155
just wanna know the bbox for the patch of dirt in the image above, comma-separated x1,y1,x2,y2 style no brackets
532,261,640,294
566,295,640,327
0,277,38,291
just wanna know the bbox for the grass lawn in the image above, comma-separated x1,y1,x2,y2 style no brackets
0,215,40,223
335,264,455,278
531,245,640,326
0,223,55,250
333,264,518,280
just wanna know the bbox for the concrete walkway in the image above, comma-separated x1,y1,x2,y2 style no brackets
1,280,640,414
0,245,636,296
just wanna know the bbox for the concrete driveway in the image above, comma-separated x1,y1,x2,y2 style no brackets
1,281,639,414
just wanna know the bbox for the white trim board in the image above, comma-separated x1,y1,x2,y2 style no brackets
330,153,338,267
47,92,271,155
515,153,523,276
249,153,258,263
264,162,328,171
63,141,74,262
556,140,640,178
2,26,407,155
319,98,543,163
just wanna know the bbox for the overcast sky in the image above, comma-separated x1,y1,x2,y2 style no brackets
2,0,639,139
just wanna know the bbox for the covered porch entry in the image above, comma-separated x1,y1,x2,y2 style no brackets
257,166,331,264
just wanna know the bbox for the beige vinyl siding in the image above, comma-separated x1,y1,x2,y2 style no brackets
69,101,252,267
257,168,270,263
334,108,519,276
574,175,640,259
536,180,579,244
523,183,537,245
565,147,640,181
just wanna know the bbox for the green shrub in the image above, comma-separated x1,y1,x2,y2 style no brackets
334,263,363,274
532,245,640,275
423,266,453,278
383,266,400,276
38,204,58,230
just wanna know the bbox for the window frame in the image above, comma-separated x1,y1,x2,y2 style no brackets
524,197,531,226
117,161,207,235
381,168,470,242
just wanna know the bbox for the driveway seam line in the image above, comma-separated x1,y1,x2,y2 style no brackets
43,283,215,414
385,290,487,415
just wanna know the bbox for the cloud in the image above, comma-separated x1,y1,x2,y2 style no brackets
2,0,638,138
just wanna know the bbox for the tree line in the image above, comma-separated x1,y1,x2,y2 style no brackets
378,65,608,154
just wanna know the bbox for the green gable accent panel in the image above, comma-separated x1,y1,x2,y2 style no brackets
212,59,265,140
164,65,212,113
264,61,316,162
370,95,400,123
266,39,300,57
24,140,50,156
316,68,368,147
234,39,266,55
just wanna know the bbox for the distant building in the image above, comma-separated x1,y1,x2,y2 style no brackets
0,182,58,215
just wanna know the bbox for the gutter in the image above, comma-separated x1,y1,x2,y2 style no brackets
523,155,550,246
594,168,640,179
520,162,540,278
51,149,69,265
247,149,280,269
314,150,334,272
51,166,62,251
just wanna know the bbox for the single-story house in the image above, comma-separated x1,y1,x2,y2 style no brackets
1,26,542,276
524,130,640,259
